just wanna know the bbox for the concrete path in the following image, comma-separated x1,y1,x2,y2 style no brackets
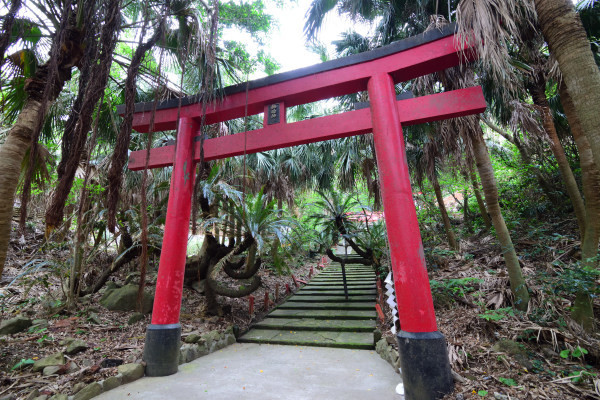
96,343,403,400
239,264,378,349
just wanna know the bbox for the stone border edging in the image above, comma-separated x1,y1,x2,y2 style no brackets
375,338,401,374
21,328,238,400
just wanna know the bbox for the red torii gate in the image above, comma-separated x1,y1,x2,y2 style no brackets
120,25,485,399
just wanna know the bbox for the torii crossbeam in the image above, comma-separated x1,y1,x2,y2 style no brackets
119,24,485,399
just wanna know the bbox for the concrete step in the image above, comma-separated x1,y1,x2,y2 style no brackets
238,329,375,350
277,302,375,310
302,284,376,290
254,317,376,332
316,274,376,279
305,282,376,287
287,295,375,303
322,268,373,273
295,290,377,296
310,277,375,282
269,308,376,320
301,287,377,293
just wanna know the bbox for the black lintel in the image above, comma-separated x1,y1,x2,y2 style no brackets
353,91,414,110
117,24,456,116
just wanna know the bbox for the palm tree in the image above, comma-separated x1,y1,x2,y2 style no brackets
534,0,600,173
309,191,385,267
405,122,460,251
0,0,102,275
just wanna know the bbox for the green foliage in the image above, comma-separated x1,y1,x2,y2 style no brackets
478,307,515,322
11,358,34,371
560,346,588,360
430,277,482,298
220,0,273,37
498,377,517,387
545,262,600,297
228,188,294,252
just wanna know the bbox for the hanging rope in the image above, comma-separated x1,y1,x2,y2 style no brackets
191,0,219,234
138,5,167,313
241,76,250,219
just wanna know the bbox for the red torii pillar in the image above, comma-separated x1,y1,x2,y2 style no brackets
124,24,484,399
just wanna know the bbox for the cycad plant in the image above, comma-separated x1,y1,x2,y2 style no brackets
309,191,386,269
188,185,291,315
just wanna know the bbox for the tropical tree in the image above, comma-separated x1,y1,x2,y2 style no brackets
534,0,600,172
309,191,385,269
188,186,291,315
0,0,93,274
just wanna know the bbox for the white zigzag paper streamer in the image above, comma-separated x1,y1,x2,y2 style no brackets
384,272,399,334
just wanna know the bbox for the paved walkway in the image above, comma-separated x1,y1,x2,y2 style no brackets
96,343,403,400
239,264,378,349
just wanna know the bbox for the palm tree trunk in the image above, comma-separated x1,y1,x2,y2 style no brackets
271,198,283,271
0,99,43,275
530,75,587,239
431,173,459,251
483,117,557,202
535,0,600,171
560,83,600,331
462,189,472,233
0,0,22,66
469,166,492,230
472,125,529,311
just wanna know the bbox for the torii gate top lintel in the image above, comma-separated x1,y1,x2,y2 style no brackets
131,24,486,398
119,23,479,135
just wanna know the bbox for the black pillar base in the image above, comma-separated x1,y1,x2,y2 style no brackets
143,323,181,376
396,331,454,400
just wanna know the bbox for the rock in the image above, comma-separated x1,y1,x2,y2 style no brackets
33,395,48,400
100,359,123,368
87,312,102,325
373,329,382,344
31,319,49,330
73,382,102,400
202,330,221,345
101,375,122,391
99,285,154,314
71,382,86,395
191,280,205,294
67,361,80,373
184,333,201,344
117,363,144,383
492,339,533,370
33,352,65,372
225,333,236,346
43,365,62,376
0,316,32,335
179,343,210,364
49,395,68,400
81,358,95,368
180,344,200,363
127,312,145,325
66,339,88,355
494,393,509,400
541,345,558,359
59,337,76,346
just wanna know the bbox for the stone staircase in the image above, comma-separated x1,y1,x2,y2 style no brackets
238,263,377,350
